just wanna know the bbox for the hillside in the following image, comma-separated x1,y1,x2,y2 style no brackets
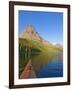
19,24,63,53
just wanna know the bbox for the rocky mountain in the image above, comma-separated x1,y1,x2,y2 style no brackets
20,24,41,40
19,24,51,46
19,24,63,52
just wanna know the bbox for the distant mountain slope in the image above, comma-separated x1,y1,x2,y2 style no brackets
56,44,63,49
55,44,63,50
19,24,63,52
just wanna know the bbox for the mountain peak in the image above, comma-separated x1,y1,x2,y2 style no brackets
26,24,36,33
27,24,33,28
19,24,41,41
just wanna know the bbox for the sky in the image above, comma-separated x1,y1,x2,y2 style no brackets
19,10,63,45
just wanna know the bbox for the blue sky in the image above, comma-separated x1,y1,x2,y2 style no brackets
19,10,63,45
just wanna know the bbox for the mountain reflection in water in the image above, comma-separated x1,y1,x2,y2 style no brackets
20,52,63,79
31,52,63,78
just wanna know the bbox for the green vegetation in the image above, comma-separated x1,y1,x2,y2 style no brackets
19,38,63,77
19,38,41,77
19,38,62,53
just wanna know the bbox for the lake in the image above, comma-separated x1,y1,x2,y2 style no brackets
19,52,63,79
31,52,63,78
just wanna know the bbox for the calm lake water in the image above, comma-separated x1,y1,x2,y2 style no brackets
31,52,63,78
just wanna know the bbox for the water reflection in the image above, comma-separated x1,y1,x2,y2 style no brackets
19,52,63,78
31,52,63,78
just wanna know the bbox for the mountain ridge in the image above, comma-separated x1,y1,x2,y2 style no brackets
19,24,63,52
